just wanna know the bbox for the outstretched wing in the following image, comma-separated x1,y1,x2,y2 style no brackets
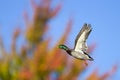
74,23,92,52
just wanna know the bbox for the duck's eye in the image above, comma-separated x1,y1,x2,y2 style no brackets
62,45,66,48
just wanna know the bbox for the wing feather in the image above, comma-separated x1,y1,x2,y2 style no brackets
74,23,92,52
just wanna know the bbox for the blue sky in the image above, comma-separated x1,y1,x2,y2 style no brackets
0,0,120,79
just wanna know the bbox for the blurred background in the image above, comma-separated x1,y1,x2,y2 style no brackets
0,0,119,80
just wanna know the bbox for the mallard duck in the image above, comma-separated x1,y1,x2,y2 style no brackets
59,23,94,61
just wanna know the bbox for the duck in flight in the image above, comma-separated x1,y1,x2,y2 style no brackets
59,23,94,61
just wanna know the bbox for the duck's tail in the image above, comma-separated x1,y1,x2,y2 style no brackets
83,50,94,61
88,55,94,61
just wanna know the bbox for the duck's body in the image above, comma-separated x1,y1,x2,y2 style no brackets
59,23,94,61
71,50,93,61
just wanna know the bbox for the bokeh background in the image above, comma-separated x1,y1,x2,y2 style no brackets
0,0,119,80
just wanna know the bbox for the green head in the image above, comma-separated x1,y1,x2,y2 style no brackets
59,44,69,51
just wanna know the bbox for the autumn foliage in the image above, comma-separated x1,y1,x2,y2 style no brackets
0,0,117,80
